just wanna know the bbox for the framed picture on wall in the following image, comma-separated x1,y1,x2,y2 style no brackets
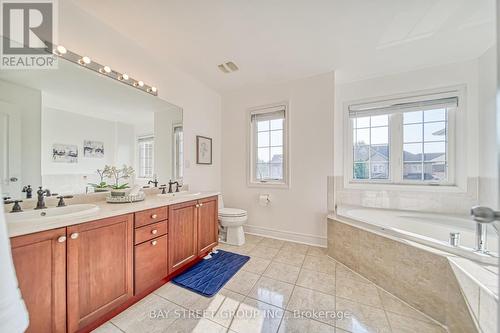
196,136,212,165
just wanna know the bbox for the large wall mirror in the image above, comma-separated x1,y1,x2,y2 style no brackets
0,59,183,199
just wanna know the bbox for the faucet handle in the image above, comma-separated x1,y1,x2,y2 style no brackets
159,185,167,194
56,195,73,207
5,200,23,213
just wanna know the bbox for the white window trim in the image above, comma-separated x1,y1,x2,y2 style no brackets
247,101,290,189
137,134,155,179
343,85,467,192
172,123,183,181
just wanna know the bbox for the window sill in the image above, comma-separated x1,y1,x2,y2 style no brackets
345,181,466,193
247,181,289,189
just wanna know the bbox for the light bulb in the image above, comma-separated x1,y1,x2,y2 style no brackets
119,73,129,81
79,56,91,65
100,66,111,74
151,86,157,93
138,81,144,87
55,45,67,55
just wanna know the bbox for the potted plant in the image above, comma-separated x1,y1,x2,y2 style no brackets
106,165,135,197
89,166,111,192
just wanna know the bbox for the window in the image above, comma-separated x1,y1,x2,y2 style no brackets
138,136,154,178
353,115,389,180
249,103,289,186
348,91,458,185
173,124,183,180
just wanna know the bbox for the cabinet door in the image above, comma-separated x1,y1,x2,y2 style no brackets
67,214,133,332
168,201,198,273
134,235,168,295
197,196,218,255
11,228,67,333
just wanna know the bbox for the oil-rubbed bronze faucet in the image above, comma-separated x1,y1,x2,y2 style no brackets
167,180,181,193
35,187,50,210
5,199,23,213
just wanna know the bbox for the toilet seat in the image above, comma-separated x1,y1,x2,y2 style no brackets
219,208,247,217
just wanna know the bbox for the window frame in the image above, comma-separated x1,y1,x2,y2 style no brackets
247,102,290,188
344,86,464,190
172,123,183,181
137,135,155,179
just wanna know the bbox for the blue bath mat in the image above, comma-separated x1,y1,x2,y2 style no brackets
172,250,250,297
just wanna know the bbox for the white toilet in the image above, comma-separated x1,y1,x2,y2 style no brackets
218,196,248,246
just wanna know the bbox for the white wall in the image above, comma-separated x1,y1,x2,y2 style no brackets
334,59,482,214
60,0,221,192
222,72,334,246
41,107,136,194
478,47,498,208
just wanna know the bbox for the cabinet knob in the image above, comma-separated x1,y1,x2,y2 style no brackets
70,232,79,240
151,229,158,235
151,214,158,219
151,240,157,246
57,236,67,243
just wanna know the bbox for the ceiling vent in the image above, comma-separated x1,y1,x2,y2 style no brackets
218,61,239,73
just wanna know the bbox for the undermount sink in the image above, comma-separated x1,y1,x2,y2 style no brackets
157,191,202,198
6,204,100,224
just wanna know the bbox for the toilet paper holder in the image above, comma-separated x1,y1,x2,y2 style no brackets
259,194,271,206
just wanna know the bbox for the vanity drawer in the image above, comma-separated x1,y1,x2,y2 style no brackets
134,221,167,245
135,207,168,228
134,235,168,295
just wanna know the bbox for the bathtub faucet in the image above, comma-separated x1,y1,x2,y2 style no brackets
471,206,500,253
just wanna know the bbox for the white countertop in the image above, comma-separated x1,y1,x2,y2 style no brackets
6,191,219,238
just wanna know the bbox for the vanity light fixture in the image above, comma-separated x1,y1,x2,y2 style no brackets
134,80,144,88
50,46,158,96
100,66,112,74
54,45,67,55
79,56,91,65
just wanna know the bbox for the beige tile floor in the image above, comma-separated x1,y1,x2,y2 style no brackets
93,234,448,333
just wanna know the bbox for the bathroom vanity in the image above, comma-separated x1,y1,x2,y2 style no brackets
9,193,219,333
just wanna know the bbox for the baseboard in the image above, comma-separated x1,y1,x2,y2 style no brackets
243,224,327,247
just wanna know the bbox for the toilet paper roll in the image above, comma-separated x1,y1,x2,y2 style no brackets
259,194,270,207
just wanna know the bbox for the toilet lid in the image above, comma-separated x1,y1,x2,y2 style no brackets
219,208,247,217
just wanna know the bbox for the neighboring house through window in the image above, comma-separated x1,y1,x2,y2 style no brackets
347,88,459,185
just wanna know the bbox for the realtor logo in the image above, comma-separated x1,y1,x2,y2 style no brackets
1,0,57,69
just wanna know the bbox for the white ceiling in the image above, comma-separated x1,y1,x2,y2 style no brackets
74,0,495,92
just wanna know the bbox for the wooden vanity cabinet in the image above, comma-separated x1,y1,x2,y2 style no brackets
10,196,218,333
133,209,168,295
66,214,134,333
168,196,219,272
11,228,67,333
197,196,218,255
168,200,199,272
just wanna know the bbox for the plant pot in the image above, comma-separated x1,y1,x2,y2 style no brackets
94,188,109,193
110,189,128,197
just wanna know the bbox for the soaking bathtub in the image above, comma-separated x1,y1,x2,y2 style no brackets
332,205,499,265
